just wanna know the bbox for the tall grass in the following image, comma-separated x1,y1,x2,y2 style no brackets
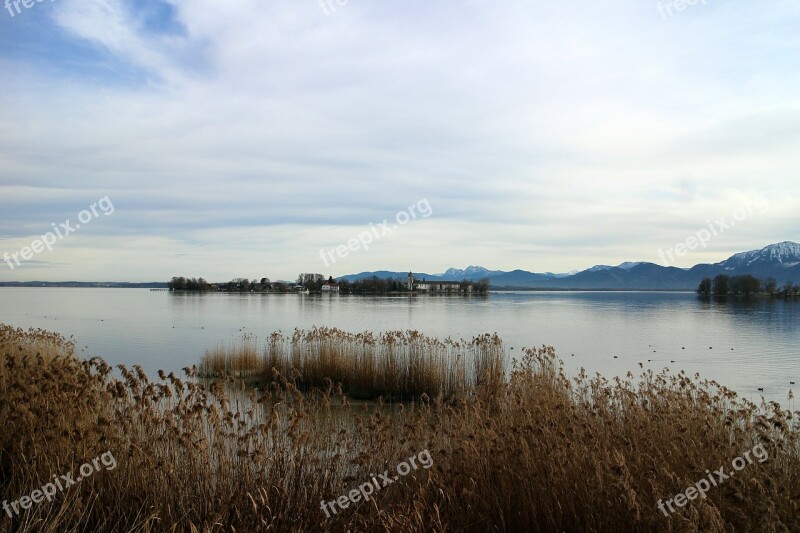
200,327,506,400
1,323,799,532
199,332,260,378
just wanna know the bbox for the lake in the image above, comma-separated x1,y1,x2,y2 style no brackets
1,288,797,405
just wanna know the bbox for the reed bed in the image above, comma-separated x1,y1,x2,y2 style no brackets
199,333,260,378
1,323,799,532
201,327,507,400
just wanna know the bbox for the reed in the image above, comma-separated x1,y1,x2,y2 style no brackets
199,332,260,378
1,323,798,532
200,327,507,400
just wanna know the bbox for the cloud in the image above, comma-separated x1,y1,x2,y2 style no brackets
0,0,798,280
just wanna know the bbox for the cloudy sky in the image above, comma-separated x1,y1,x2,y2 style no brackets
1,0,798,282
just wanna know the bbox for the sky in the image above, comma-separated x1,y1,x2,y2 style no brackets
0,0,798,282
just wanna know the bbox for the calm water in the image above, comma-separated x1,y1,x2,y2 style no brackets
1,288,798,404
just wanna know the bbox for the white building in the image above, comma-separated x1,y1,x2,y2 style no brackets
321,282,340,292
407,272,470,293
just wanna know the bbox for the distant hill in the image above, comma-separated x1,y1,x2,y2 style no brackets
0,281,168,288
4,242,796,291
438,266,506,279
339,242,800,290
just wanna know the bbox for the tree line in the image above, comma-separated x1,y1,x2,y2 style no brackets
168,276,285,292
168,274,490,294
697,274,799,298
342,276,489,294
169,275,322,293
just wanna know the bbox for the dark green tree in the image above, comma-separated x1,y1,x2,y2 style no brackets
784,281,796,298
763,277,777,295
712,274,729,296
697,277,712,297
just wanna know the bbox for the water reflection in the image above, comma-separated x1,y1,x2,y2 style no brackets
0,288,796,405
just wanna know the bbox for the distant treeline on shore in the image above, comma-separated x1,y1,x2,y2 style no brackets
697,274,799,298
167,274,489,294
0,281,168,288
339,275,489,294
168,277,282,292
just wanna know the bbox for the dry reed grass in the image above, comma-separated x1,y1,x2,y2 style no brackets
200,327,507,400
199,332,260,378
1,323,798,532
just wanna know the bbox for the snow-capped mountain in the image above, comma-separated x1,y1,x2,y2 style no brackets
582,261,644,273
718,241,800,270
583,265,613,273
437,266,504,280
339,242,800,289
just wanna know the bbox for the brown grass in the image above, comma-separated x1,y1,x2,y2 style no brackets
200,327,507,400
1,323,799,532
199,332,260,378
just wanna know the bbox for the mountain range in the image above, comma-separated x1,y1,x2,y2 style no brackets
338,241,800,290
